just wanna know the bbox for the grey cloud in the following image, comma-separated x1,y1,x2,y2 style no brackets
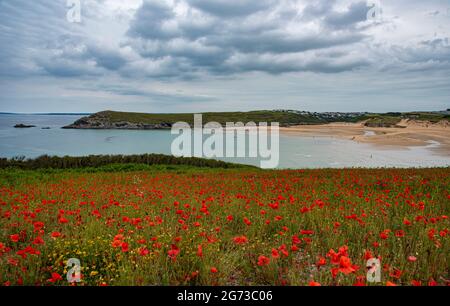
87,46,128,70
124,0,373,76
223,51,369,75
67,83,217,103
187,0,275,17
127,0,178,40
1,0,450,114
207,32,366,54
398,37,450,64
302,1,335,17
37,58,100,77
324,1,370,28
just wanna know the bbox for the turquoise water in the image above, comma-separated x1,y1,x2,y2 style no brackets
0,114,449,168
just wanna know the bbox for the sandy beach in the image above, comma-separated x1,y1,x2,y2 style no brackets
280,119,450,156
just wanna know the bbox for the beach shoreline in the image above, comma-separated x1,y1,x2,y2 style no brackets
280,120,450,156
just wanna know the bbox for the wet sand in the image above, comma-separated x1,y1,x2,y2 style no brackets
280,120,450,156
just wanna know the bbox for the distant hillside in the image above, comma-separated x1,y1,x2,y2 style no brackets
62,110,364,129
62,110,450,130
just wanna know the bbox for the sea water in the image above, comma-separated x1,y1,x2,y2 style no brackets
0,114,449,169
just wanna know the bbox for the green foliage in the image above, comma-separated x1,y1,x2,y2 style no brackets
68,110,449,129
92,110,330,126
0,154,255,170
364,116,402,127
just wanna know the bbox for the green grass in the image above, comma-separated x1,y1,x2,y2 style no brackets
94,110,329,126
68,110,449,129
404,112,450,123
0,154,255,170
363,116,403,127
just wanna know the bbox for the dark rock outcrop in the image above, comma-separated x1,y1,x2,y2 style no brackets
14,124,36,128
63,113,172,130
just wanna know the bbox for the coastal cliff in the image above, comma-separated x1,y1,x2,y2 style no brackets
62,111,173,130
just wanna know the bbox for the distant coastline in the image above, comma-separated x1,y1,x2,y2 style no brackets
0,112,92,116
58,109,450,156
61,109,450,130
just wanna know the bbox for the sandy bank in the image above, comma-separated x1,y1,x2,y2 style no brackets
280,120,450,156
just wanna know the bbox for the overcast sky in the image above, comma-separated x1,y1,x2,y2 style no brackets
0,0,449,113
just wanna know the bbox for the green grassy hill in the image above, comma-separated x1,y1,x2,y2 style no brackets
63,110,450,129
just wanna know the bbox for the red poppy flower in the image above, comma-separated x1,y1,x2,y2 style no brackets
271,248,280,259
338,256,356,274
139,248,150,256
197,245,203,257
380,230,389,240
309,281,321,286
10,234,19,243
257,255,270,266
395,230,405,238
331,267,339,278
121,242,129,252
8,258,19,266
364,250,373,260
210,267,218,273
111,240,122,248
168,244,180,261
280,248,289,257
33,221,44,232
48,272,63,283
407,256,417,262
386,281,397,286
33,236,44,245
233,236,248,244
389,269,402,279
353,276,366,286
316,257,327,268
428,279,438,286
326,249,340,265
51,232,61,238
292,235,301,245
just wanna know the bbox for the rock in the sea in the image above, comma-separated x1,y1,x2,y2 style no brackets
14,124,36,128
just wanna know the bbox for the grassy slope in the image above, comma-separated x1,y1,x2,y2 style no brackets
99,110,329,126
78,110,449,128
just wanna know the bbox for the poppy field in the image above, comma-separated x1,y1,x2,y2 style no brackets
0,166,449,286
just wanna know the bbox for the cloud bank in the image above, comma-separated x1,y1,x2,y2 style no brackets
0,0,449,112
